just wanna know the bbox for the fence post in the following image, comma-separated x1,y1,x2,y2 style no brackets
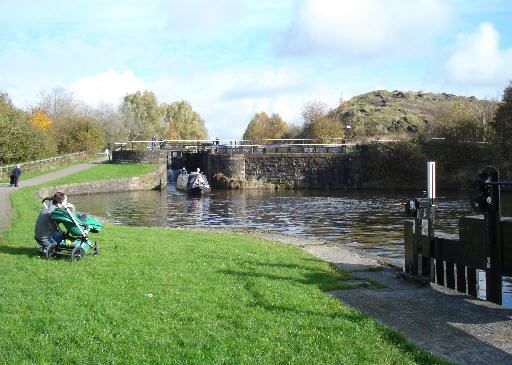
485,168,502,304
456,263,467,293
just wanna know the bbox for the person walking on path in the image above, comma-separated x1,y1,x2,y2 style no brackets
10,164,22,187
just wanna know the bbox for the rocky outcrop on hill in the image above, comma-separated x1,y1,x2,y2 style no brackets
329,90,496,137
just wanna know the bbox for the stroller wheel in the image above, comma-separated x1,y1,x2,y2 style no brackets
46,243,58,259
71,247,86,261
93,242,100,256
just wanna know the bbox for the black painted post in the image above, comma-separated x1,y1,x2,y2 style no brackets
412,218,421,277
456,263,467,293
435,259,445,286
421,255,430,278
404,221,415,275
485,169,503,305
467,267,478,297
446,261,456,289
422,216,434,279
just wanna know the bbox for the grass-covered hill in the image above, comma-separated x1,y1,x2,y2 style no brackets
329,90,497,138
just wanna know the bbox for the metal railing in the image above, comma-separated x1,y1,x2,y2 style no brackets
0,151,90,180
114,138,358,154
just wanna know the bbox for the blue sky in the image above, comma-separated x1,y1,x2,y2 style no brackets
1,0,512,139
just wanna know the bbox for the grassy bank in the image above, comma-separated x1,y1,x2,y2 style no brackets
0,156,104,184
0,165,442,364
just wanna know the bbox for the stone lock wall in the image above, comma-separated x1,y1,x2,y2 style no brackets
208,153,361,189
245,154,361,189
37,164,167,199
112,150,167,165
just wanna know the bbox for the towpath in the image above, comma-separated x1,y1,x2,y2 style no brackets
0,158,107,235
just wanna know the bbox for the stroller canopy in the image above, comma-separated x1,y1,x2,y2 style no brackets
51,208,103,236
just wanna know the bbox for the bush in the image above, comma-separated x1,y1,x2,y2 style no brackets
0,93,57,164
364,139,501,190
55,115,105,153
302,117,345,142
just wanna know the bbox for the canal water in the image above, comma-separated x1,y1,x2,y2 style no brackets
71,184,512,308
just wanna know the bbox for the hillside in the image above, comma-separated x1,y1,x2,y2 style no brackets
329,90,497,138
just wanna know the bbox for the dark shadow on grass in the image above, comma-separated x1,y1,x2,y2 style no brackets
238,275,443,364
236,259,331,273
219,268,338,289
0,245,38,257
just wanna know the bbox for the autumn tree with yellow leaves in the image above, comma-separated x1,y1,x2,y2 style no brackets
30,109,53,129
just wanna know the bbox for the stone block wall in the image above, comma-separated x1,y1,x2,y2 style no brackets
37,164,167,199
0,151,92,180
245,154,360,189
208,153,361,190
112,150,167,164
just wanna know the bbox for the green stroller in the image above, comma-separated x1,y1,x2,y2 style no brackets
41,198,103,261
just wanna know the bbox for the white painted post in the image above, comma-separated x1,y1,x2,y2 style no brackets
427,161,436,200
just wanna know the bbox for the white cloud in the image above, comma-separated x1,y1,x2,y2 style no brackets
159,0,246,33
221,68,306,100
69,70,146,106
148,66,342,140
276,0,453,58
441,22,512,86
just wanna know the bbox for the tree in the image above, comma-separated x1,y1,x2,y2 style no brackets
243,112,288,140
0,92,56,163
161,101,207,140
299,101,344,141
301,100,328,128
54,115,105,153
303,116,345,141
491,81,512,147
429,100,485,142
121,90,165,140
30,109,53,130
282,122,303,139
88,103,127,149
38,86,76,121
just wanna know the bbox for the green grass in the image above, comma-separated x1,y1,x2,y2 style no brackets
0,156,103,183
43,162,158,185
0,165,444,364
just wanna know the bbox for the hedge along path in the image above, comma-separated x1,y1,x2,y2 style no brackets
0,157,108,235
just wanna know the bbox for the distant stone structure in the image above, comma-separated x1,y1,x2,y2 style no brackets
112,148,365,190
208,153,363,190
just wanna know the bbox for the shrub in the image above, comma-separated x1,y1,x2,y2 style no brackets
55,115,105,153
0,93,57,164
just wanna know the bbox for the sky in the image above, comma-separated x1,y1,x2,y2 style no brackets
1,0,512,140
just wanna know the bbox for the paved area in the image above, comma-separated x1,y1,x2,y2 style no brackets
0,158,107,234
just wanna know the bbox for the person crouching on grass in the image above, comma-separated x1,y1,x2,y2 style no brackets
34,192,75,254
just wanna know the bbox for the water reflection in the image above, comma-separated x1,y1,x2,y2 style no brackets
70,185,512,308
